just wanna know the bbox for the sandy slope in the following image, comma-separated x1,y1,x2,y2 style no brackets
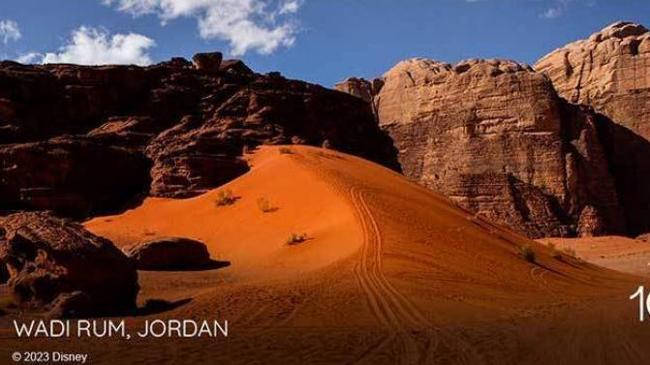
3,146,650,364
540,236,650,277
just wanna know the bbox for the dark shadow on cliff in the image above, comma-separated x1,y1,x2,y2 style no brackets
593,111,650,237
0,136,152,219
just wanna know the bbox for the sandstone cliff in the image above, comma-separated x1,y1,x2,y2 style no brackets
0,53,398,217
339,58,625,238
536,21,650,140
536,21,650,236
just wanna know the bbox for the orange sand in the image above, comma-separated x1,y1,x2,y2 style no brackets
541,236,650,277
3,145,650,364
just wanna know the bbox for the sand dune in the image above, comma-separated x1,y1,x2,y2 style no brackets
4,146,649,364
541,236,650,277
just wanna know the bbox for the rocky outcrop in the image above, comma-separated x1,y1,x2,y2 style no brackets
536,21,650,140
0,52,398,215
124,237,213,270
0,212,138,317
0,138,151,216
335,78,375,105
340,58,624,238
536,21,650,236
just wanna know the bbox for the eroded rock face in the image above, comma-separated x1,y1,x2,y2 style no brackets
0,212,138,317
536,21,650,236
0,52,398,215
124,237,212,270
536,21,650,140
340,58,624,238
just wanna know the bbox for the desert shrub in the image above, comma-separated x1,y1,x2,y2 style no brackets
279,147,293,154
286,233,308,245
519,245,536,263
563,247,577,258
322,139,332,149
215,189,236,206
546,242,562,259
257,197,274,213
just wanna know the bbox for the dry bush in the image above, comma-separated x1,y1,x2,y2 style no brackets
257,197,275,213
562,247,577,258
215,189,236,206
286,233,308,245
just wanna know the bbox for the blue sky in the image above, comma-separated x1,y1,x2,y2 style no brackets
0,0,649,87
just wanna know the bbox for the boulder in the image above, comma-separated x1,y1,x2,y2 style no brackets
124,237,212,270
0,212,139,317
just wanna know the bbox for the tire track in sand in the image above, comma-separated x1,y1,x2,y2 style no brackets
350,186,487,365
352,187,429,329
350,186,432,364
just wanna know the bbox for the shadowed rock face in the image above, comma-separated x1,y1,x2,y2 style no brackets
0,138,151,217
536,21,650,237
338,58,625,238
0,212,138,317
0,52,398,215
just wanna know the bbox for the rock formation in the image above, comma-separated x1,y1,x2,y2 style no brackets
124,237,213,270
339,58,625,238
0,52,398,216
536,21,650,140
0,212,138,317
536,21,650,236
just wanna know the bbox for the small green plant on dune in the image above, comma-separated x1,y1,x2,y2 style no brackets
215,189,237,207
257,197,275,213
286,233,308,246
519,244,536,263
279,147,293,154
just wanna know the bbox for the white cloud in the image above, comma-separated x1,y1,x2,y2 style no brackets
29,26,156,65
15,52,42,64
278,0,301,14
0,20,21,44
103,0,303,56
540,0,571,19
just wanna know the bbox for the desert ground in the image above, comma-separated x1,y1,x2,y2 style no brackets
540,236,650,277
2,145,650,364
